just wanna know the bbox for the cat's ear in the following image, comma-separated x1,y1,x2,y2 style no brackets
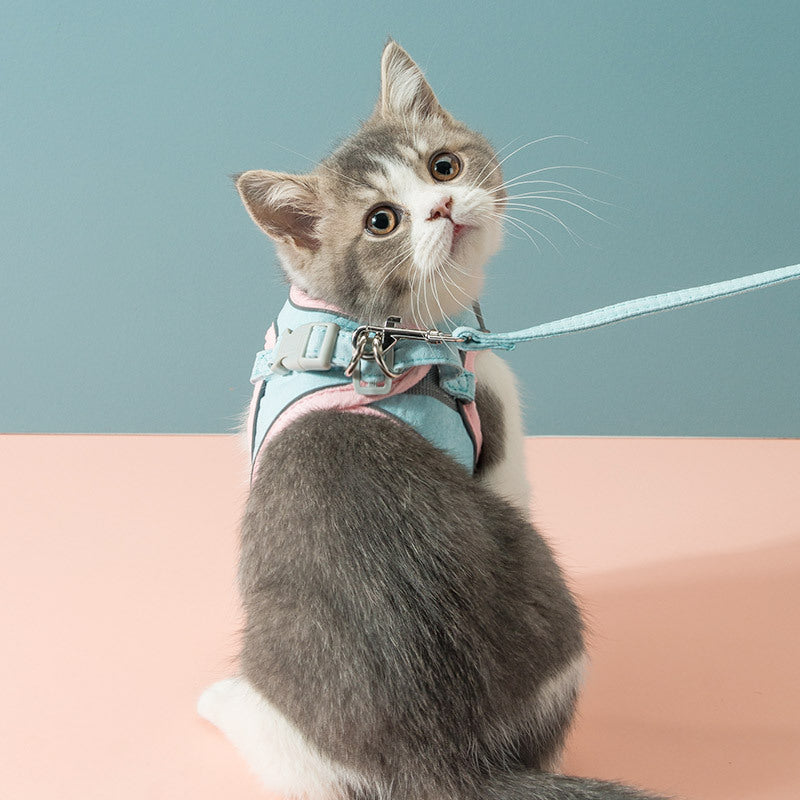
236,170,321,251
377,40,449,121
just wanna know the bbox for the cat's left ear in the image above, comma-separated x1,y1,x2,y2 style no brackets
236,170,321,251
377,40,450,121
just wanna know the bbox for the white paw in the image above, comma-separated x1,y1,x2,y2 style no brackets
196,675,347,798
197,677,241,726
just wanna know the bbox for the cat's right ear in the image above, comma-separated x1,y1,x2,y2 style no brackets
235,171,321,251
377,40,449,121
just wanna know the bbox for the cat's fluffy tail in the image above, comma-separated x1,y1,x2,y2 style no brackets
480,770,669,800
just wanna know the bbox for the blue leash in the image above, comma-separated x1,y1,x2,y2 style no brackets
452,263,800,351
257,263,799,397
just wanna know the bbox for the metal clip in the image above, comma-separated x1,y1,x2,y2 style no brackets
344,329,401,379
344,325,395,396
345,317,465,394
355,317,467,350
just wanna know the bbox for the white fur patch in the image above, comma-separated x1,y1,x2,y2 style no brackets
366,156,500,327
385,72,422,115
533,653,588,771
536,653,587,724
198,677,361,800
472,350,531,512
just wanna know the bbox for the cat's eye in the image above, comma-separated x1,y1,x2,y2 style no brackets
365,205,400,236
429,152,461,182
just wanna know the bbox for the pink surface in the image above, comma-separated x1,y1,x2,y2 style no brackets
1,434,798,799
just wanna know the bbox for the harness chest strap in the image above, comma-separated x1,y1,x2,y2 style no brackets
248,291,484,479
252,320,476,400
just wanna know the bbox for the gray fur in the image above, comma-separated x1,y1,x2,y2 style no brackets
474,383,506,474
232,40,670,800
241,411,585,799
486,773,669,800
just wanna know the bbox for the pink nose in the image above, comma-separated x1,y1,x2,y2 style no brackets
428,196,453,221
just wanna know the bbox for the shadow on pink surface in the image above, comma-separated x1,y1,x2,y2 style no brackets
565,538,800,800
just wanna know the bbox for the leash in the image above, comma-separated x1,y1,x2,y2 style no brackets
448,263,800,351
258,263,799,395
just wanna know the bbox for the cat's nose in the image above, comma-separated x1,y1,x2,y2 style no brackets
427,196,453,221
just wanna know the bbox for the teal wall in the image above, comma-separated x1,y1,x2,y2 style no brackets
2,1,798,435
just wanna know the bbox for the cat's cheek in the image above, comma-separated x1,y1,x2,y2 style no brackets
459,224,502,272
479,221,504,261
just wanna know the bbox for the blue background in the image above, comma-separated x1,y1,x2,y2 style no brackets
2,1,798,435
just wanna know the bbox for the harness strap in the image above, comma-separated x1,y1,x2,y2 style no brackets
451,263,800,350
248,295,484,477
251,321,477,401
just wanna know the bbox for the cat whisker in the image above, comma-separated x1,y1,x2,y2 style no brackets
423,270,435,332
491,164,621,193
484,209,544,254
365,244,416,323
423,268,450,341
502,204,586,248
506,213,562,255
260,139,319,168
506,189,608,206
410,269,423,331
439,254,475,278
492,178,587,195
429,267,459,332
415,274,431,333
495,206,571,254
474,135,588,190
505,195,612,227
439,257,474,296
439,260,479,312
501,180,614,208
468,134,526,187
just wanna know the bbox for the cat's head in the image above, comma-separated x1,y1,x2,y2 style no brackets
237,40,505,325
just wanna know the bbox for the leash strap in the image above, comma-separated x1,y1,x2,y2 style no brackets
451,263,800,351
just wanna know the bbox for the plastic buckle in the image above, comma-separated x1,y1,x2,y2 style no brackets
269,322,340,375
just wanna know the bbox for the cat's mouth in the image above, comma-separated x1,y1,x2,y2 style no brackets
449,221,472,253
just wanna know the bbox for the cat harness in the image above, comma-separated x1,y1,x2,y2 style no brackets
247,286,484,480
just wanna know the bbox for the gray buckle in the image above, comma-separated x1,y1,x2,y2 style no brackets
270,322,340,375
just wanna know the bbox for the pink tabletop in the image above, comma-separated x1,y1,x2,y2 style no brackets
1,435,798,799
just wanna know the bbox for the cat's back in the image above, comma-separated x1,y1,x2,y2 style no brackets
238,408,584,789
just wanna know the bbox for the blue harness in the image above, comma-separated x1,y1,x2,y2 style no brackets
248,291,484,476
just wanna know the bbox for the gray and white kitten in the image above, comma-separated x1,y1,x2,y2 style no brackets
199,41,668,800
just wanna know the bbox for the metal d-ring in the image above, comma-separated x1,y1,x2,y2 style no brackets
345,328,405,380
371,336,403,379
346,316,470,382
344,334,366,378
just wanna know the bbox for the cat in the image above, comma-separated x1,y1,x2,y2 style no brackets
198,40,668,800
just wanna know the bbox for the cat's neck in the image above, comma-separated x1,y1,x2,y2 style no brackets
287,284,484,332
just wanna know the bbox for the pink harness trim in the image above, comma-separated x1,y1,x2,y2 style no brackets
460,350,482,456
289,284,339,311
